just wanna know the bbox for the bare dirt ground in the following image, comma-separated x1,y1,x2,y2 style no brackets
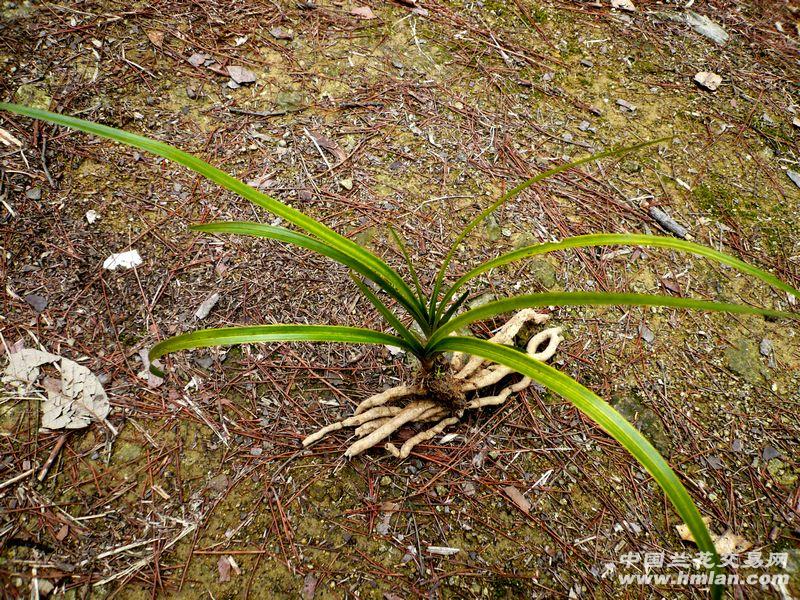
1,0,799,598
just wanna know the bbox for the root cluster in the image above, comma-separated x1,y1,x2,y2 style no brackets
302,310,563,458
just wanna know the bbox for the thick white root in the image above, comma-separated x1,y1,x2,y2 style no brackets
302,311,563,458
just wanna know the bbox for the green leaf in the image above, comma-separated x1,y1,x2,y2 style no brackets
431,336,722,600
429,138,671,317
428,291,798,347
148,325,410,377
436,233,800,320
387,224,426,308
0,102,425,321
350,274,424,354
437,289,471,326
191,221,428,326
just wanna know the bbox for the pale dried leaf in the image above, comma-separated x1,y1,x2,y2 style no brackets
195,292,220,319
2,349,59,384
694,71,722,91
188,52,208,67
427,546,460,556
302,573,318,599
227,65,257,84
146,30,165,48
351,6,377,19
103,250,142,270
308,130,347,163
0,127,22,147
270,26,294,40
676,518,753,554
217,555,231,582
611,0,635,12
137,349,164,389
3,349,110,430
503,485,531,514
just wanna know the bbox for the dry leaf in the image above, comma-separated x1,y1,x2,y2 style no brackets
217,555,231,582
302,572,318,599
188,52,209,67
503,485,531,514
56,524,69,541
0,127,22,147
146,30,165,48
103,250,142,270
676,518,754,554
308,130,347,163
351,6,377,19
427,546,460,556
270,26,294,40
694,71,722,91
137,349,164,389
195,292,220,320
3,349,110,430
2,349,58,385
227,65,257,84
611,0,636,11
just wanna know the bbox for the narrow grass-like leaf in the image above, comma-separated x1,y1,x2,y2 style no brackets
0,102,424,320
428,291,797,347
429,138,671,316
432,336,722,600
191,221,429,326
148,325,410,377
350,274,424,354
436,233,800,321
437,289,471,327
387,224,426,308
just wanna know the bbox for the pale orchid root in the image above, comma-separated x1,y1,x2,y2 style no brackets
302,310,563,458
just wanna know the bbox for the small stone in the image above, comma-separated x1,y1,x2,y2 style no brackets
195,292,220,320
578,120,591,131
616,98,636,112
731,439,744,452
227,65,256,85
24,294,47,313
762,445,781,461
338,178,353,190
759,338,773,356
638,323,655,344
194,355,214,369
269,26,294,40
612,394,671,454
694,71,722,91
580,59,594,68
724,339,767,384
103,249,142,270
787,170,800,190
85,209,100,224
208,473,229,493
188,52,208,67
685,10,729,45
25,187,41,200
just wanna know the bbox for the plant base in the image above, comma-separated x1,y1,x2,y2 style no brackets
302,310,563,458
